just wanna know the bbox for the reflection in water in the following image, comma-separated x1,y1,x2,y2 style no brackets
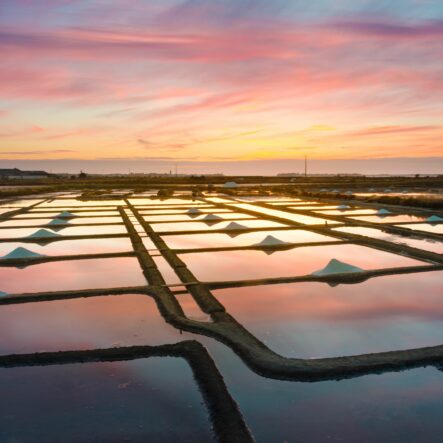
0,359,213,443
230,203,342,225
151,219,285,233
398,223,443,235
212,271,443,357
334,226,443,254
0,225,127,238
350,215,426,223
180,244,426,282
0,237,133,257
0,295,184,354
163,229,339,250
0,257,146,293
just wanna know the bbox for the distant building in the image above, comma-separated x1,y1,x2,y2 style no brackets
0,168,50,179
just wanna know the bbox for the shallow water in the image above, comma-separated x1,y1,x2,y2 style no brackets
317,208,378,215
179,243,426,282
153,256,181,284
138,207,227,215
0,216,123,227
350,214,426,223
163,229,340,250
151,219,286,233
129,198,207,206
0,257,146,293
0,237,133,258
143,212,254,222
334,226,443,254
0,359,213,443
212,271,443,358
229,203,342,225
39,199,125,207
398,223,443,235
0,225,128,238
15,210,121,218
215,348,443,443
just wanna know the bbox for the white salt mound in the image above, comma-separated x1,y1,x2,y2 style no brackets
312,259,363,276
225,222,247,230
2,247,45,260
254,235,290,248
376,208,391,215
337,204,350,210
0,291,8,297
202,214,223,222
224,181,238,189
427,215,443,223
28,229,61,239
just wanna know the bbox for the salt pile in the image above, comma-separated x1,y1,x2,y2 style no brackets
202,214,223,222
312,259,363,276
2,247,45,260
254,235,290,248
224,181,238,189
427,215,443,224
337,204,350,211
376,208,391,216
27,229,61,239
224,222,247,231
0,291,8,297
345,191,353,196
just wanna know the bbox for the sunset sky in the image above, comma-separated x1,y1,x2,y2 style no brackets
1,0,442,174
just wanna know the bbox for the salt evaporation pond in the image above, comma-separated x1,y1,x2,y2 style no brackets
143,212,254,222
14,210,120,218
0,225,128,238
334,226,443,254
39,199,125,207
0,359,213,443
0,295,186,354
139,208,232,215
0,216,123,227
350,215,426,223
0,237,133,257
128,198,207,206
152,219,286,233
211,271,443,358
163,229,340,250
180,337,443,443
398,223,443,235
317,208,378,215
0,257,146,293
179,244,426,282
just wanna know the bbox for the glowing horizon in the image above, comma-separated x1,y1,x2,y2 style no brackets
1,1,442,172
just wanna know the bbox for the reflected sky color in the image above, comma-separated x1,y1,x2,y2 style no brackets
1,1,443,174
163,229,339,249
152,219,286,232
0,237,133,257
212,271,443,357
180,243,426,282
334,226,443,254
0,257,146,293
0,359,213,443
